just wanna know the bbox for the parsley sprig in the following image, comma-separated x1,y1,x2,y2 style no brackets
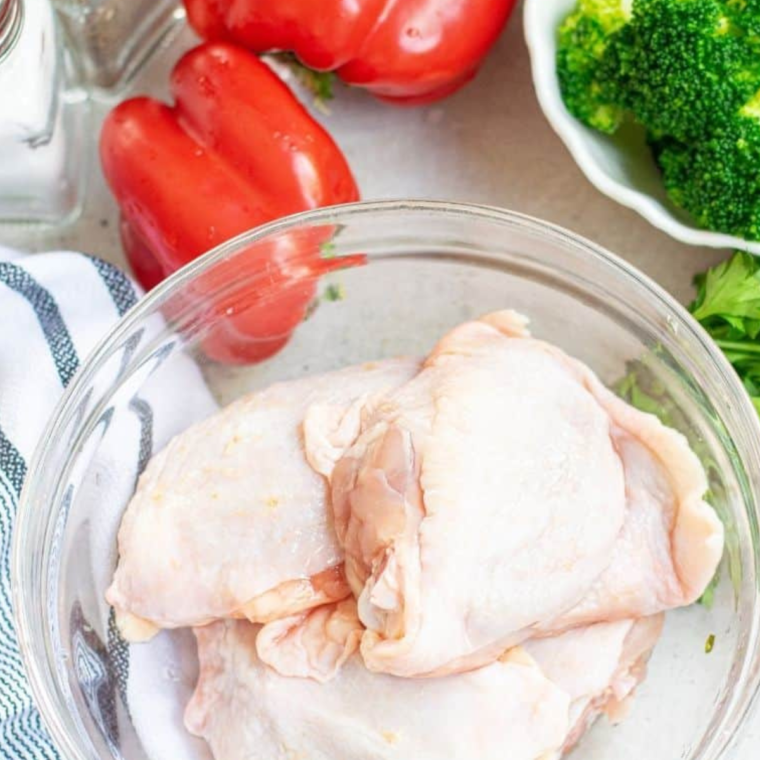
691,252,760,413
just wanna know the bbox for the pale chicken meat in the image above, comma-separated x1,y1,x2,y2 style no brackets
185,615,572,760
256,598,363,683
254,599,662,754
536,392,722,634
312,312,723,677
107,358,419,640
109,308,724,760
526,615,664,753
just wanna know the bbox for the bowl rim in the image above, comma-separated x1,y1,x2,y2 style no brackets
12,198,760,760
522,0,760,255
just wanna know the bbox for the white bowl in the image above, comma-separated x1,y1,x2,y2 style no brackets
523,0,760,254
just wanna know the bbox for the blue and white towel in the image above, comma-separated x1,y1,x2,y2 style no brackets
0,247,216,760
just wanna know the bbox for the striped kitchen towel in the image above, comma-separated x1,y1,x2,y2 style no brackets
0,247,216,760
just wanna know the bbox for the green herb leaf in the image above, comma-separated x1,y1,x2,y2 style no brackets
323,282,345,302
691,251,760,324
705,633,716,654
652,250,760,414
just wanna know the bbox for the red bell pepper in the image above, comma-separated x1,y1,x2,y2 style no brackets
183,0,518,104
100,42,359,364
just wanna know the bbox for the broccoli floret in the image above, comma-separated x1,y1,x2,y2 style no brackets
725,0,760,36
603,0,760,143
557,0,760,241
653,98,760,240
557,0,633,133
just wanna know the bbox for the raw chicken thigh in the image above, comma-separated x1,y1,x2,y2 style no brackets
107,358,419,640
536,387,722,634
526,615,664,753
185,615,571,760
241,598,661,757
108,308,724,760
313,312,722,676
256,598,363,682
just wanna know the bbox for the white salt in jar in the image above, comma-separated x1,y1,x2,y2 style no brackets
0,0,87,225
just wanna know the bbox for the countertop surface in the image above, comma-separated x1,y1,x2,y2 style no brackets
1,2,758,755
1,5,730,302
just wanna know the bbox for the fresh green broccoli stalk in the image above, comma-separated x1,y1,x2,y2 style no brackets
556,0,633,133
603,0,760,143
652,94,760,240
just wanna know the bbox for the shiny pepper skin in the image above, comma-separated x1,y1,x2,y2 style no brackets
184,0,518,104
100,43,360,364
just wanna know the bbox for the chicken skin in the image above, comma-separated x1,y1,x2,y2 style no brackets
186,604,662,760
256,598,363,683
526,615,664,753
108,308,723,760
313,312,722,676
107,358,419,641
185,615,571,760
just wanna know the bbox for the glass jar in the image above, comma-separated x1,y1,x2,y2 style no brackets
0,0,87,225
54,0,183,91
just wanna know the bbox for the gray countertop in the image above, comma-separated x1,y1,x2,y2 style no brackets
1,6,729,303
1,3,757,755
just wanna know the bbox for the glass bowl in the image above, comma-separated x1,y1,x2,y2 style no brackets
13,200,760,760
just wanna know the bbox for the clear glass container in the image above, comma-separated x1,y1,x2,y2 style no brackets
0,0,87,225
53,0,184,91
12,201,760,760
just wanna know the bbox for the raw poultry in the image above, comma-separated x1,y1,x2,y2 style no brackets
314,312,722,676
108,311,724,759
107,357,420,640
185,601,664,759
185,611,571,760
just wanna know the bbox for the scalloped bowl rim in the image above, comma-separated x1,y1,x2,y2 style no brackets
523,0,760,255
